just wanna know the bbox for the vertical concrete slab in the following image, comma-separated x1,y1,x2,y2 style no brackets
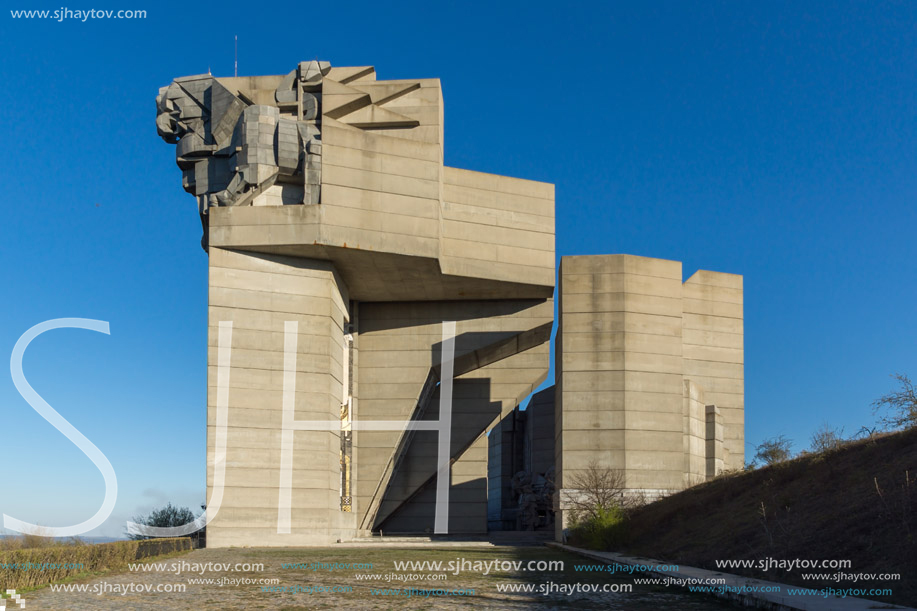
206,247,356,546
683,270,744,469
555,255,744,540
705,404,725,479
683,380,707,487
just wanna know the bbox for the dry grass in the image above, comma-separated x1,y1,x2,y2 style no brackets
619,427,917,607
0,537,192,592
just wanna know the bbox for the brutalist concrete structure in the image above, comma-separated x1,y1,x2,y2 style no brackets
552,255,743,539
157,61,743,546
157,61,554,546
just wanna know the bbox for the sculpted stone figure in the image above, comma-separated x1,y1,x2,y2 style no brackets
156,61,330,246
511,470,531,499
541,466,556,527
511,470,539,530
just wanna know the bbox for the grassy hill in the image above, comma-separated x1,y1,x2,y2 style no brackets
619,427,917,606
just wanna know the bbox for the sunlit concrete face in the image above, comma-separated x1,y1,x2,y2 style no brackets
158,62,555,546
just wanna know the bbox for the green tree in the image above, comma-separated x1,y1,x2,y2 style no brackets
128,503,197,540
872,373,917,430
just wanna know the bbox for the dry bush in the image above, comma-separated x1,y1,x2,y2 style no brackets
809,423,845,453
565,461,639,550
20,526,55,550
0,527,85,552
754,435,793,466
0,537,22,552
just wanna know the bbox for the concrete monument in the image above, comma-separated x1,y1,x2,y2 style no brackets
158,61,555,546
157,61,743,546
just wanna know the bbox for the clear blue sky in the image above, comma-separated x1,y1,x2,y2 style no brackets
1,1,915,538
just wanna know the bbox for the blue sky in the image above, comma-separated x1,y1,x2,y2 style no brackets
1,1,915,538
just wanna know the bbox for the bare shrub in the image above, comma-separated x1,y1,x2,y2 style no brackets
873,373,917,430
565,461,640,550
566,461,637,522
809,423,845,453
754,435,793,466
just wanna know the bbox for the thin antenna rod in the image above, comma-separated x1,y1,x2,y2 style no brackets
234,35,238,77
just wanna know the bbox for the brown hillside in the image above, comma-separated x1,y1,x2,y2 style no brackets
620,427,917,607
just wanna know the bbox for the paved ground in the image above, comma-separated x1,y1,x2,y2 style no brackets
552,544,916,611
19,546,734,610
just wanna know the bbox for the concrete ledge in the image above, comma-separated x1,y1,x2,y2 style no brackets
547,543,914,611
